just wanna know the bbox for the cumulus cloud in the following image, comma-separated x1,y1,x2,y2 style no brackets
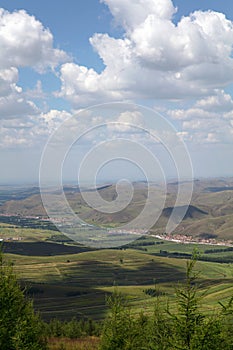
1,2,232,151
169,108,217,121
58,0,233,105
0,119,36,149
168,92,233,144
0,67,19,97
0,7,70,149
0,8,68,72
107,110,145,132
41,109,72,132
0,95,39,119
195,90,233,112
100,0,176,29
0,109,73,149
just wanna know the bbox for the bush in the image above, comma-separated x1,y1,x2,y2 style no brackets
44,317,100,339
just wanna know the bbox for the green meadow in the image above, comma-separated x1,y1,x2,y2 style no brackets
2,230,233,321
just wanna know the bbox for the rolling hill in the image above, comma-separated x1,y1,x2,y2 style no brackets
0,178,233,241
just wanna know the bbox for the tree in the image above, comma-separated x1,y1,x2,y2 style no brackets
100,251,233,350
100,291,138,350
167,252,229,350
0,251,47,349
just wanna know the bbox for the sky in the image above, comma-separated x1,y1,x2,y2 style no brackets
0,0,233,184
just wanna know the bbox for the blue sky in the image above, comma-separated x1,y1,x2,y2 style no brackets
0,0,233,183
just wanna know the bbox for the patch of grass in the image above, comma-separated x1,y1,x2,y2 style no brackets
0,225,58,242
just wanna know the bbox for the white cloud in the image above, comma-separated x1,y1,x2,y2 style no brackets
100,0,176,29
169,92,233,144
58,1,233,105
0,94,39,119
182,119,212,130
41,109,72,131
0,8,68,72
1,2,232,154
195,90,233,112
0,8,71,149
169,108,217,121
0,125,34,149
0,109,73,149
25,81,46,100
0,67,19,97
107,110,145,132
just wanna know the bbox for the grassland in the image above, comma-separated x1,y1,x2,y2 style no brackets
0,179,233,324
1,235,232,321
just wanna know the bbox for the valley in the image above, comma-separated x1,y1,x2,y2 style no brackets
0,178,233,322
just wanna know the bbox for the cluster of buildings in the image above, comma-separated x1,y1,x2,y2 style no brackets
154,233,233,247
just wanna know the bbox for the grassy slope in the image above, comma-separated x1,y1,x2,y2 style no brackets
4,245,233,320
0,179,233,321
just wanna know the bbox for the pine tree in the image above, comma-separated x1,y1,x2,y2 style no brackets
0,251,47,349
100,291,137,350
167,252,229,350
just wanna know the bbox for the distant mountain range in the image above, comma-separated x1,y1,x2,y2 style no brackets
0,178,233,241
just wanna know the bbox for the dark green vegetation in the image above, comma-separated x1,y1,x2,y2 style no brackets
0,215,58,231
2,241,92,256
205,186,233,193
0,249,100,350
100,256,233,350
0,251,47,349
